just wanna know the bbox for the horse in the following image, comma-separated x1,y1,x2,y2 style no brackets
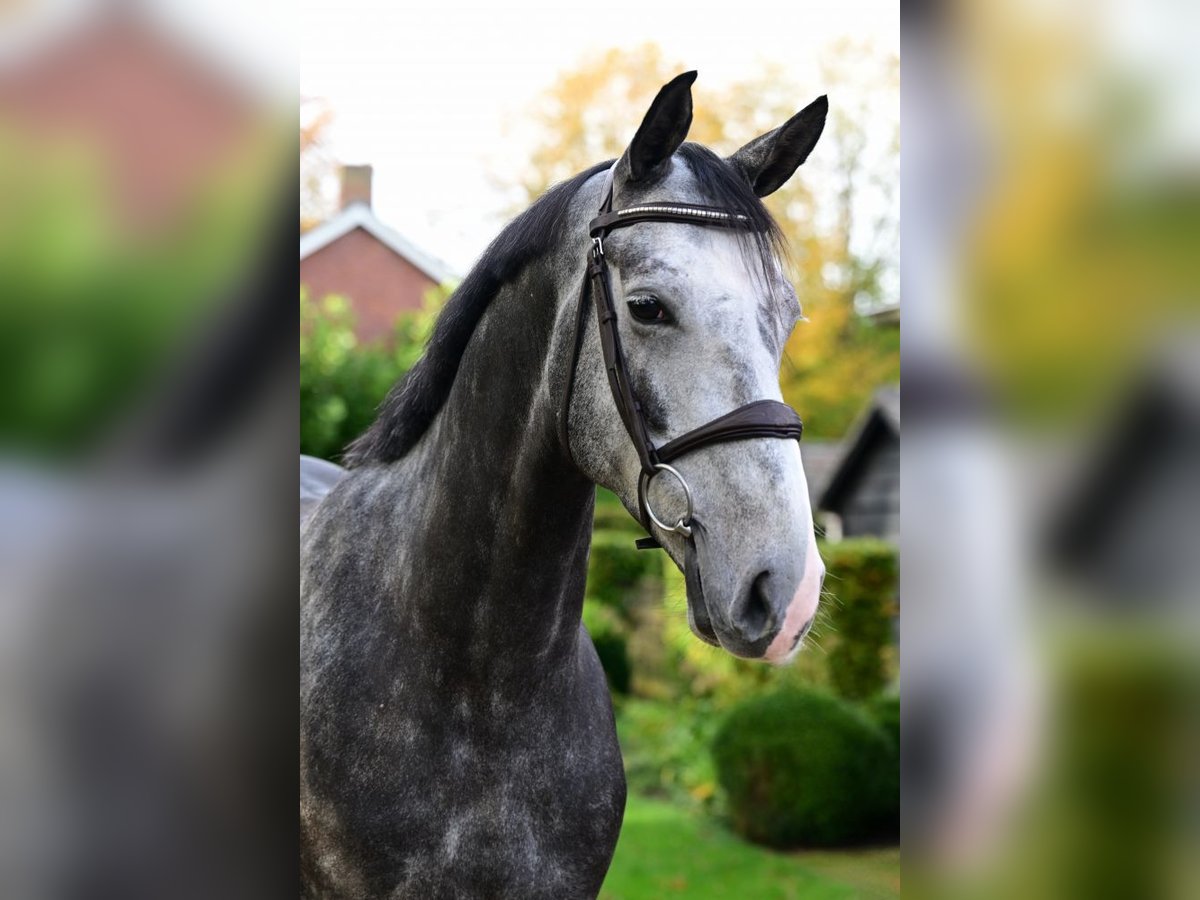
300,71,828,899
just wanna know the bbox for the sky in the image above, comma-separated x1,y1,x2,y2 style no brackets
299,0,899,273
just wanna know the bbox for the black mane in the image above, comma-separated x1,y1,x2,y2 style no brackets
342,160,612,467
343,147,783,468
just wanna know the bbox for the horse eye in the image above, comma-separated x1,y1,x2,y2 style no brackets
627,296,669,323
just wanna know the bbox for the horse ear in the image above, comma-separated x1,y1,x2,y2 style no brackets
728,95,828,197
618,71,697,183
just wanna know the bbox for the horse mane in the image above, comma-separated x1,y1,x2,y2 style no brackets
343,146,784,468
341,160,612,467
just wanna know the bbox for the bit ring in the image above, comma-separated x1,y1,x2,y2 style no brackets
639,463,693,537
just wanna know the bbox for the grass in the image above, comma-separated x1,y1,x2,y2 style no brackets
600,794,900,900
790,848,903,900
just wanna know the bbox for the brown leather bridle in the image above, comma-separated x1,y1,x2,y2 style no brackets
561,166,805,550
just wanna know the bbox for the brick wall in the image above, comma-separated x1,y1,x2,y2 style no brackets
300,229,438,343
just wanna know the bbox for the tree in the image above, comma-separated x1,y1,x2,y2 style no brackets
301,97,336,233
510,44,899,439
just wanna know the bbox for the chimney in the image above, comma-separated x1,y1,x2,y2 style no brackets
339,164,373,210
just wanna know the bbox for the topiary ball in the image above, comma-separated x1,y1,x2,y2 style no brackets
712,687,896,847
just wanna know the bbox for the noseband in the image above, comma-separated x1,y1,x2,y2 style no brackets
560,166,804,550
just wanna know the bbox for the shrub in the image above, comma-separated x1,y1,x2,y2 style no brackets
300,291,400,461
866,691,900,751
616,698,721,811
864,691,901,839
582,600,632,695
712,687,896,847
587,525,661,612
820,540,898,700
299,285,447,462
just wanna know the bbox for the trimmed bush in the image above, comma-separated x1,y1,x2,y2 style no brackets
820,540,898,701
712,687,896,847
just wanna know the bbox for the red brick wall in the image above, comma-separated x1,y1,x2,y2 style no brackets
0,17,257,234
300,228,439,343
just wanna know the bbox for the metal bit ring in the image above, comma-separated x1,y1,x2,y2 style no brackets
639,463,694,537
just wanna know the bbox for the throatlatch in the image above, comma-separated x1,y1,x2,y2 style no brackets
561,166,804,550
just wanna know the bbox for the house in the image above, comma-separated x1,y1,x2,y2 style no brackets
299,165,455,344
797,294,900,541
0,10,261,234
814,386,900,541
800,440,844,512
865,303,900,326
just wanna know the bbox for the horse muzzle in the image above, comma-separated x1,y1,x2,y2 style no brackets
683,518,823,662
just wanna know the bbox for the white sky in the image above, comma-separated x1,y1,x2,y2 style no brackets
299,0,899,272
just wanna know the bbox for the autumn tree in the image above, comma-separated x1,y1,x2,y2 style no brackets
510,43,899,439
301,96,336,232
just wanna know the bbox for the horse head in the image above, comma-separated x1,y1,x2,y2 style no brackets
565,72,828,663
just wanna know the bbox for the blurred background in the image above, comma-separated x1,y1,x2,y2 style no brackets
901,1,1199,899
0,0,297,897
300,2,901,898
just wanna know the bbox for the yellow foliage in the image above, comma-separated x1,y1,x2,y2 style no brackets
958,6,1200,423
300,97,336,232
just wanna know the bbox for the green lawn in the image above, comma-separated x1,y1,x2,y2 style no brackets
600,794,900,900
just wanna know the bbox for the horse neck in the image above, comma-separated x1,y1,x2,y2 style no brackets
394,250,596,684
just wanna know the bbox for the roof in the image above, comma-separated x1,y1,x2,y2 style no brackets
874,385,901,431
817,386,900,511
299,203,457,285
801,441,844,505
864,303,900,326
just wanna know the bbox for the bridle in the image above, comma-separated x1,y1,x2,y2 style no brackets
560,166,805,551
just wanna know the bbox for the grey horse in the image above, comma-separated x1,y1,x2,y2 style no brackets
300,72,828,899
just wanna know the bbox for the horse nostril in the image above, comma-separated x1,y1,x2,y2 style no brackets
734,571,774,641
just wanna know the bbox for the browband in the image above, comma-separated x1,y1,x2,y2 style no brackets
590,203,752,236
561,166,805,549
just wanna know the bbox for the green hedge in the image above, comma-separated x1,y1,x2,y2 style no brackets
712,687,896,848
820,539,898,700
300,287,446,462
